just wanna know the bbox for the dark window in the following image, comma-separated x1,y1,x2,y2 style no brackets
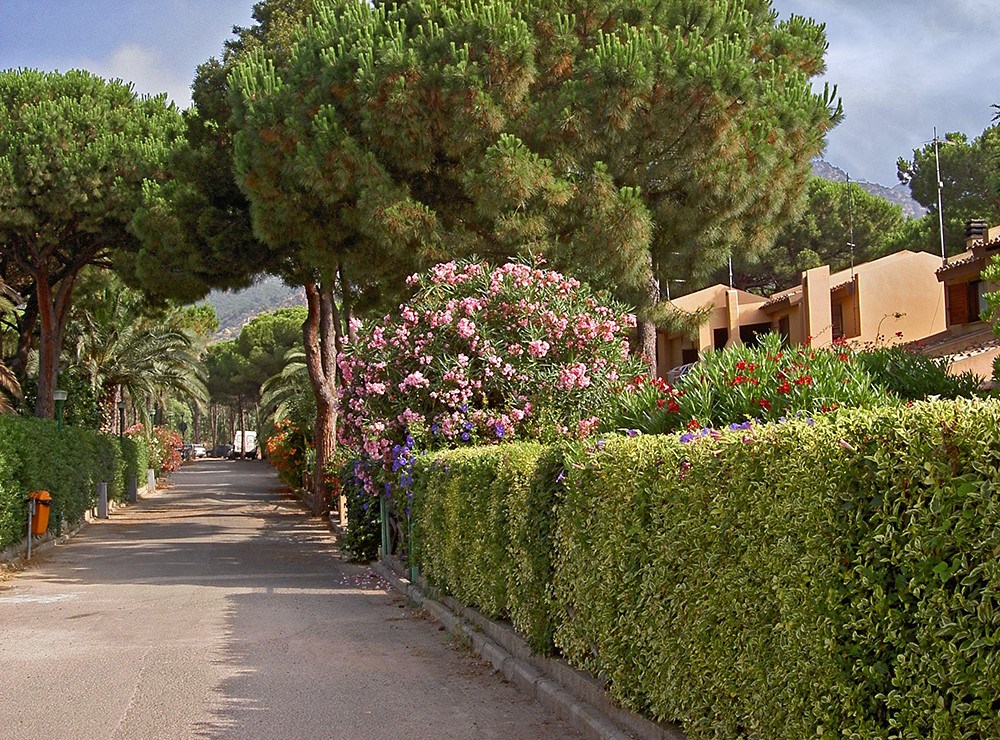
739,322,771,347
713,327,729,350
682,348,699,364
778,316,790,342
832,302,844,340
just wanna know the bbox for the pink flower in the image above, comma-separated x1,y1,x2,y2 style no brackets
456,318,476,339
528,340,550,358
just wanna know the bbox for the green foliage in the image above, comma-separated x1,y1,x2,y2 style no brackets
897,126,1000,257
852,344,984,399
412,442,557,651
337,456,383,563
228,0,839,320
716,178,905,294
411,401,1000,736
0,416,150,549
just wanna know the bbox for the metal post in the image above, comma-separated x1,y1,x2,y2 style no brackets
97,482,108,519
147,468,156,494
380,496,390,560
934,127,947,266
26,498,34,560
408,513,417,583
128,475,138,504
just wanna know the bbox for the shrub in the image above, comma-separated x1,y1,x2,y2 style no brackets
338,457,383,562
412,442,557,651
265,419,310,490
610,333,885,433
0,415,150,549
339,259,643,465
411,400,1000,736
852,343,984,399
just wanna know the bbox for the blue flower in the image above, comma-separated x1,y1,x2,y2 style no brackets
626,429,639,437
383,482,392,498
461,432,470,441
431,424,440,436
494,422,506,439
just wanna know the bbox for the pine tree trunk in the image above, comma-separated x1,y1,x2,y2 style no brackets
302,277,339,517
635,268,660,377
33,269,75,419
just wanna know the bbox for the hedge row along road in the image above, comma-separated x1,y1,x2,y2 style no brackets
0,460,577,739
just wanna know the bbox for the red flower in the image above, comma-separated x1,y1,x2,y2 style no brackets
757,399,772,410
794,375,813,386
777,381,791,394
656,398,666,408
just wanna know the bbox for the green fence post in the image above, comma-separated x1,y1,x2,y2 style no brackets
380,496,390,560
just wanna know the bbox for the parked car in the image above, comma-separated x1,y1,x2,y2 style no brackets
191,445,207,458
211,444,233,459
231,431,258,459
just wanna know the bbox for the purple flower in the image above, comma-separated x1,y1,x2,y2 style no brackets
626,429,639,437
494,422,506,439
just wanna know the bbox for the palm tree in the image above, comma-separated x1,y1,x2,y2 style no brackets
65,287,208,433
259,348,314,431
0,277,22,413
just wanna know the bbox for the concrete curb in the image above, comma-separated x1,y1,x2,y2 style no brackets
373,560,684,740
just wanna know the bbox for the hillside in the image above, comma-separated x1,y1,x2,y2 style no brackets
812,159,926,219
204,276,305,341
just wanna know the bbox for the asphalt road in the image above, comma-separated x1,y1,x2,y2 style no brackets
0,459,578,739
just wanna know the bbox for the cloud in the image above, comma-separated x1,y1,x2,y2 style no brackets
774,1,1000,184
81,43,192,107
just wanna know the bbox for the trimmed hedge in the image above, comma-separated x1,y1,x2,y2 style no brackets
0,416,150,550
414,443,558,651
411,400,1000,737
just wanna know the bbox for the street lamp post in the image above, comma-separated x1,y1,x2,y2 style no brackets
53,389,68,432
118,399,127,438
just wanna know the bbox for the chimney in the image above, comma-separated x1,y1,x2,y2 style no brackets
965,219,988,247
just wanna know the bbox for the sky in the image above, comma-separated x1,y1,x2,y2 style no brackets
1,1,998,187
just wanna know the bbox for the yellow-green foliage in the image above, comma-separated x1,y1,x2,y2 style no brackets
0,416,149,549
414,400,1000,737
413,442,557,650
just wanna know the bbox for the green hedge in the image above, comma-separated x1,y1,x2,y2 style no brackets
411,400,1000,737
0,416,150,550
413,443,558,651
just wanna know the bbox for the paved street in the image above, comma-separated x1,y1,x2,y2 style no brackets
0,460,578,739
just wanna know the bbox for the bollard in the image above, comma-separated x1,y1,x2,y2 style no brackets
97,482,108,519
128,475,138,504
147,468,156,494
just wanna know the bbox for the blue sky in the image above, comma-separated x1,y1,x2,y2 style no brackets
2,1,998,186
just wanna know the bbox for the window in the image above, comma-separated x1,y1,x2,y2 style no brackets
739,322,772,347
832,302,844,340
949,280,988,325
713,327,729,351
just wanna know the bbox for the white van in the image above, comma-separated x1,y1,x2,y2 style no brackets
232,431,258,459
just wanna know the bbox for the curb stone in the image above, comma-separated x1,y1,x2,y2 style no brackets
374,560,684,740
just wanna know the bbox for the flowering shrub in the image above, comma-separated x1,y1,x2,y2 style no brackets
129,424,182,474
265,419,310,489
339,259,643,480
608,334,886,434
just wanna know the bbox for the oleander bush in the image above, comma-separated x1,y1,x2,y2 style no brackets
0,415,149,550
412,400,1000,737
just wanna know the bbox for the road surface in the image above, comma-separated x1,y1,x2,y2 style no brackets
0,459,578,739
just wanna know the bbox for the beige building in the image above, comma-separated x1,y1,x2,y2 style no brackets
658,250,949,379
911,221,1000,381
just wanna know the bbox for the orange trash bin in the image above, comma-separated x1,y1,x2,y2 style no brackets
29,491,52,535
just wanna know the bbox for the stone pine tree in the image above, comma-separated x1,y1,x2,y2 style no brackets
230,0,840,374
897,125,1000,257
706,178,904,294
0,69,184,418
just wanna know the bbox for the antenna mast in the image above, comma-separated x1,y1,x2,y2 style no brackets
934,127,947,265
847,173,856,279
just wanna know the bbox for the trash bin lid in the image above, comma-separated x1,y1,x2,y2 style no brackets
29,490,52,501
